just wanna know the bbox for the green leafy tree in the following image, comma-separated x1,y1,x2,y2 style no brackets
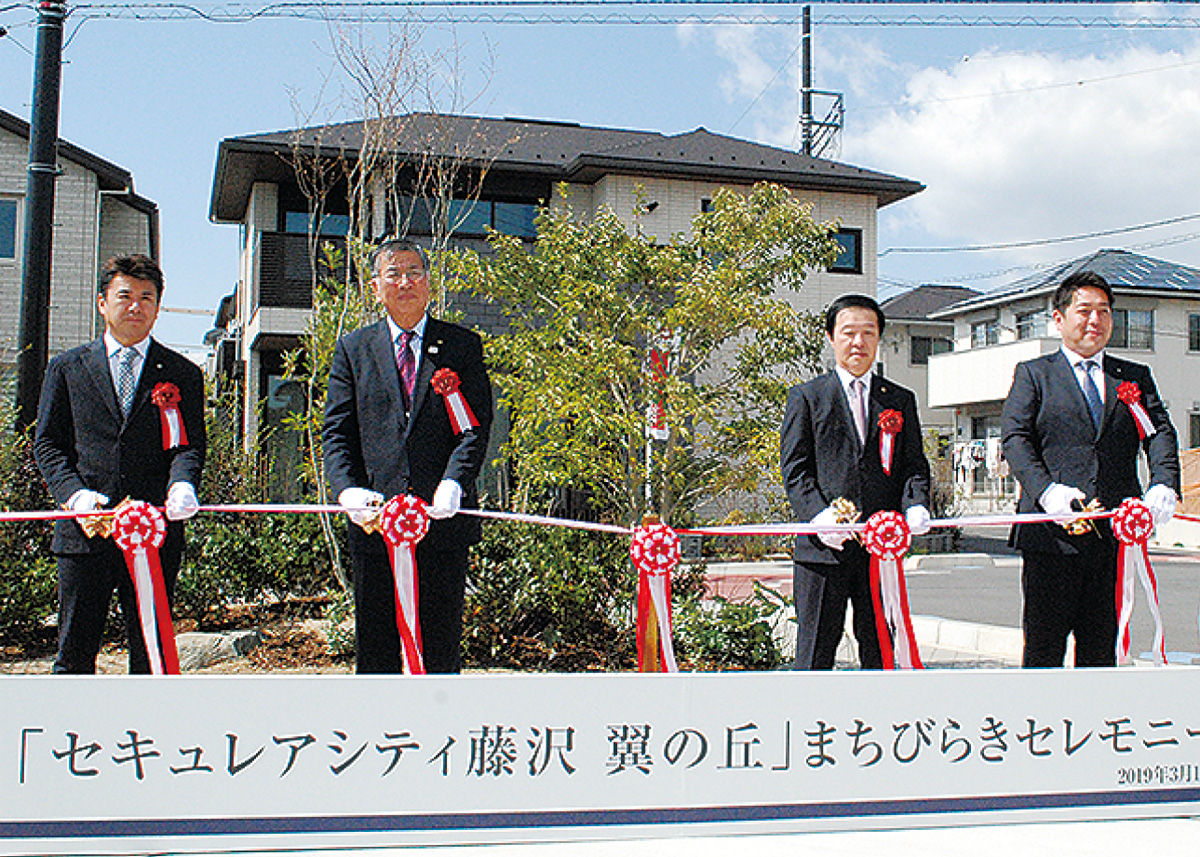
447,182,838,526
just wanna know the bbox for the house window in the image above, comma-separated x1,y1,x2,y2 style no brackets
700,198,713,213
829,228,862,275
1015,309,1047,340
971,319,999,348
0,198,18,261
1111,309,1154,350
1189,314,1200,352
283,211,350,236
910,335,952,365
1191,412,1200,450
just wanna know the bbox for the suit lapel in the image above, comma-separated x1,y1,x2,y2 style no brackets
1099,355,1124,435
407,318,444,428
84,339,123,423
369,319,407,431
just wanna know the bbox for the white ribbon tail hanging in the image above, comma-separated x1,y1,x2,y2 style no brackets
445,391,478,434
1127,401,1156,439
390,544,426,675
646,572,679,673
162,406,184,449
880,432,895,475
872,557,923,670
1117,543,1167,666
130,548,166,676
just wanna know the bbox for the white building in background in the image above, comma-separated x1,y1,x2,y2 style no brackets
925,249,1200,511
206,113,924,485
0,107,158,368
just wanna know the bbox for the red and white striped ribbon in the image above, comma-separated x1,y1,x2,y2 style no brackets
1112,498,1167,666
112,501,180,675
378,495,431,675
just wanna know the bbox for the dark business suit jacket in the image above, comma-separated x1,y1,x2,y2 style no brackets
34,337,207,556
1001,350,1179,554
323,316,493,552
781,371,931,564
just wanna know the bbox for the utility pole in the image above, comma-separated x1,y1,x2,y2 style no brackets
16,1,69,430
801,5,812,156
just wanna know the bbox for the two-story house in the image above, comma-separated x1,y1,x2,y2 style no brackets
926,249,1200,509
1,107,158,368
206,112,924,456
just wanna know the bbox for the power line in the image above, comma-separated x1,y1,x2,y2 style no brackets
880,213,1200,257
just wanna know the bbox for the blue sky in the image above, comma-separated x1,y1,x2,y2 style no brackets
4,2,1200,353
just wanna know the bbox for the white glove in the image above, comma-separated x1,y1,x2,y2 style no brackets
906,504,932,536
1144,484,1178,526
68,489,109,512
811,506,851,550
165,481,200,521
339,487,385,527
428,479,463,520
1039,483,1086,518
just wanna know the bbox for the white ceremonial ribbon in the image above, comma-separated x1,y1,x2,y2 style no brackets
389,543,425,675
162,407,184,448
645,571,679,673
1116,544,1167,666
873,557,922,670
130,548,166,676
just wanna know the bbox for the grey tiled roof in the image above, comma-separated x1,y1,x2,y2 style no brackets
880,284,981,320
211,112,923,222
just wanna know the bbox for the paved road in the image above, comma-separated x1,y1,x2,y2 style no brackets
906,529,1200,662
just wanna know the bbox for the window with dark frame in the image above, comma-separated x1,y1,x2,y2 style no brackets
829,228,863,275
1111,308,1154,350
1189,314,1200,352
910,335,952,365
971,319,1000,349
0,198,17,261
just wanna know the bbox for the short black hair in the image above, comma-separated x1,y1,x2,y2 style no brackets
370,239,428,276
824,293,885,335
99,254,163,298
1053,271,1114,313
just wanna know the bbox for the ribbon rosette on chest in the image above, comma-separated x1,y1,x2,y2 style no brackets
1112,498,1167,666
112,500,180,675
630,523,681,673
1117,381,1156,440
431,368,480,434
151,382,189,450
877,409,903,475
861,510,923,670
378,495,431,675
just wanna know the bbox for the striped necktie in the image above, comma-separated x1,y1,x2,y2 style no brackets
396,330,416,409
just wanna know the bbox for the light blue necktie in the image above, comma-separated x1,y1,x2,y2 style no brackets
117,347,138,417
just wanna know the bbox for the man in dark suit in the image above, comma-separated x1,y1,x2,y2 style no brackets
324,239,492,674
34,254,205,674
1002,271,1179,668
781,294,931,670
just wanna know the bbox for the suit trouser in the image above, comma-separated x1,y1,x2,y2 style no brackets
54,541,180,675
793,544,883,670
1020,537,1118,668
352,535,469,674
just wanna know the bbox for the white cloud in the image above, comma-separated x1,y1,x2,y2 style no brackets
845,41,1200,270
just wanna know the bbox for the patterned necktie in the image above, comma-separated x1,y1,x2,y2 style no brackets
396,330,416,409
1080,359,1104,433
851,377,868,445
117,347,138,417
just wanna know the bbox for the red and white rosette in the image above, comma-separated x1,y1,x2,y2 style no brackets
431,368,479,435
1113,497,1167,666
378,495,430,675
112,501,180,675
631,523,680,673
1117,382,1156,440
878,409,903,475
151,382,188,450
862,510,923,670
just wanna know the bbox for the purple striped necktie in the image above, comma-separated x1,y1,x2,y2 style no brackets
397,330,416,408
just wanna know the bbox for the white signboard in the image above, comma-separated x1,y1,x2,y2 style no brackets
3,669,1199,854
